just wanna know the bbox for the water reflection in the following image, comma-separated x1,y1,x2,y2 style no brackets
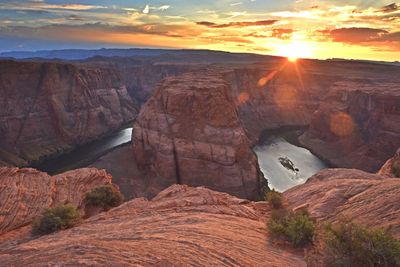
33,128,133,175
254,137,326,192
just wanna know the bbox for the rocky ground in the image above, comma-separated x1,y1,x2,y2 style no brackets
1,155,400,265
0,184,306,267
0,167,113,234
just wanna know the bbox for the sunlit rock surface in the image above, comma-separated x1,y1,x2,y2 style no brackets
285,168,400,237
0,167,112,234
0,185,306,267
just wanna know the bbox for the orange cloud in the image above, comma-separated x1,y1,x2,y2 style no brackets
196,20,278,28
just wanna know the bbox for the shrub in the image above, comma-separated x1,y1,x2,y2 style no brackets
323,221,400,267
392,161,400,178
85,185,124,211
268,208,315,247
266,189,283,209
32,204,80,235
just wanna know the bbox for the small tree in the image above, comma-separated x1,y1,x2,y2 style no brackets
85,185,124,211
266,189,283,209
32,204,80,235
323,221,400,267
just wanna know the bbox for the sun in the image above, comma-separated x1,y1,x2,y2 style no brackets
276,42,313,62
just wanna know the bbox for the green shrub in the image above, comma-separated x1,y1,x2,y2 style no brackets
85,185,124,211
266,189,283,209
268,208,315,247
32,204,80,235
392,161,400,178
323,221,400,267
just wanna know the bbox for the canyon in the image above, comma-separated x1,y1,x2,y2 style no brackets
0,50,400,266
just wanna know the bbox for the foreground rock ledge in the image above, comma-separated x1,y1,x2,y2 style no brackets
0,184,305,266
285,168,400,236
0,167,113,234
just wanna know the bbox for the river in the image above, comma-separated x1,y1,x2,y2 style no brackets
34,127,326,192
33,128,133,175
254,137,327,192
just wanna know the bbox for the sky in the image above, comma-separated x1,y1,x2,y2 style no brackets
0,0,399,61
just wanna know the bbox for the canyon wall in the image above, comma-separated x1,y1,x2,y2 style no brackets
300,79,400,172
0,60,138,166
132,72,264,200
224,61,400,171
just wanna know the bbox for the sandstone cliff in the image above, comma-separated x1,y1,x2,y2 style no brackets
132,72,264,200
0,184,306,267
0,167,112,234
299,67,400,172
0,60,138,166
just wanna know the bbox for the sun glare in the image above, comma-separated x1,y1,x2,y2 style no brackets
277,42,313,62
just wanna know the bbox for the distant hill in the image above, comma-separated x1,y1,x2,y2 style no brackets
0,48,268,61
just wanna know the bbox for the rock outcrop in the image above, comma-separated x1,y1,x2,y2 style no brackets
0,184,306,267
0,60,138,166
132,72,264,200
0,167,112,234
284,168,400,237
379,148,400,177
299,75,400,172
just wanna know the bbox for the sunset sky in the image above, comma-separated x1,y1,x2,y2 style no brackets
0,0,399,61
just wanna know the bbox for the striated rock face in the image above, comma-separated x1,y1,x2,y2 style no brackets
0,167,112,234
0,185,306,267
284,168,400,237
299,79,400,172
0,60,138,166
225,62,325,143
132,72,264,200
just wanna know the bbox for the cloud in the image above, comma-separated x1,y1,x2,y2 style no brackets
329,27,388,43
380,3,399,13
244,28,294,39
0,2,106,11
196,19,277,28
271,28,293,39
142,5,149,14
319,27,400,44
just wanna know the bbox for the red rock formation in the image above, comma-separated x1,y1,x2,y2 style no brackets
299,78,400,172
0,167,112,234
132,72,264,200
284,168,400,237
0,185,306,266
0,60,138,166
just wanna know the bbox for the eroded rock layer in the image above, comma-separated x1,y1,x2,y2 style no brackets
299,75,400,172
0,167,112,234
132,72,264,200
0,185,306,267
0,60,138,166
284,168,400,237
